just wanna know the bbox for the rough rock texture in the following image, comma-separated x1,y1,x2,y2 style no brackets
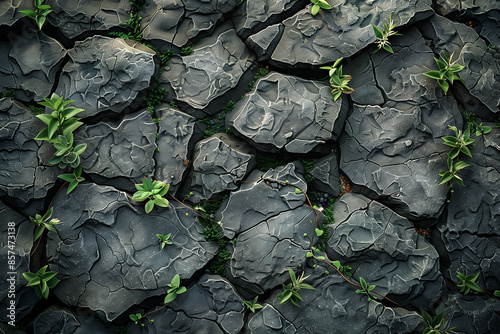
247,265,423,334
227,72,348,153
435,0,498,16
56,36,156,118
0,201,37,323
232,0,307,39
310,152,340,196
47,0,131,39
254,0,433,68
0,0,34,26
434,124,500,291
29,305,117,334
0,98,58,205
245,24,283,63
128,274,245,334
161,25,256,117
0,29,67,102
419,15,500,114
46,183,218,322
76,110,157,192
153,105,201,195
327,193,444,309
141,0,239,48
181,133,257,203
436,293,500,334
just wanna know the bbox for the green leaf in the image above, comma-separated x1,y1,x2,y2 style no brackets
279,290,292,304
58,173,75,183
311,4,320,16
383,44,394,54
27,277,41,287
448,147,460,160
288,267,297,285
20,10,37,19
306,252,313,258
295,188,302,194
41,285,50,299
494,290,500,298
145,200,154,213
132,191,150,201
153,197,169,207
143,178,153,190
47,118,59,140
423,71,442,80
360,277,368,289
449,64,465,73
34,127,50,141
331,261,340,269
332,90,342,101
41,271,57,281
34,225,45,242
371,24,383,39
73,143,87,156
46,276,60,288
438,172,453,185
22,272,37,282
164,293,177,304
170,274,180,288
317,1,331,9
438,79,449,95
176,286,187,295
158,183,170,196
460,145,472,157
315,228,324,237
454,161,471,171
67,180,79,194
36,16,46,30
61,119,83,135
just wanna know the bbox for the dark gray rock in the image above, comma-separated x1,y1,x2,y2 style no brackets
141,0,239,48
181,133,257,203
76,110,157,192
127,274,245,334
0,0,34,26
153,105,201,195
0,201,38,323
259,0,433,68
46,183,218,322
245,24,284,63
55,36,156,118
435,0,498,16
310,152,340,196
227,72,348,153
419,15,500,114
247,265,422,334
326,193,445,309
161,26,256,117
0,98,58,205
30,305,117,334
434,124,500,292
0,29,67,102
47,0,131,39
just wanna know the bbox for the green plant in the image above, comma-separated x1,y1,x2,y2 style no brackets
277,267,315,307
473,122,492,137
22,265,60,299
2,88,15,98
371,12,402,54
180,46,194,56
48,132,87,169
108,0,145,42
423,50,465,95
29,207,62,242
355,277,377,301
331,260,352,277
421,309,457,334
132,178,170,214
310,0,332,16
20,0,52,30
320,58,354,101
244,296,263,313
442,126,474,160
438,156,471,187
249,68,269,90
456,272,484,295
129,313,153,327
58,164,85,194
156,233,172,249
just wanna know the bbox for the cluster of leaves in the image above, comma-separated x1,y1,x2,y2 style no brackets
421,309,457,334
34,93,87,194
423,51,465,95
278,267,315,307
180,46,194,56
142,86,168,116
20,0,52,30
200,100,236,138
320,58,354,101
2,88,15,98
355,277,377,301
132,178,170,214
29,104,45,115
22,265,59,299
300,158,317,183
248,68,270,91
331,260,352,277
29,207,62,242
109,0,146,42
456,272,483,295
310,0,332,16
371,12,402,54
244,296,263,313
156,233,172,250
461,110,492,136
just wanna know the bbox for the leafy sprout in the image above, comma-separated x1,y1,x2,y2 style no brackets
157,233,172,250
132,178,170,214
244,296,263,313
456,272,484,295
320,58,354,101
421,309,457,334
371,12,402,54
22,265,60,299
423,50,465,95
29,207,62,242
355,277,377,302
310,0,332,16
277,267,315,307
20,0,52,30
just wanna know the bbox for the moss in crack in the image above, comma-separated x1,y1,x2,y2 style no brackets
300,158,316,183
256,152,283,171
108,0,146,42
248,67,269,91
200,100,236,139
142,86,168,116
2,88,15,98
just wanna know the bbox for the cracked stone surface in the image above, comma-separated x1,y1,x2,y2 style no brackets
433,124,500,292
161,25,256,117
181,133,257,203
141,0,239,48
0,0,33,26
0,201,38,323
227,72,348,153
55,36,156,118
419,14,500,114
247,265,423,334
30,305,117,334
0,98,58,205
46,183,218,322
326,193,445,309
310,152,340,196
256,0,433,68
127,274,245,334
153,104,201,195
0,29,67,102
46,0,131,39
76,110,156,192
436,0,498,16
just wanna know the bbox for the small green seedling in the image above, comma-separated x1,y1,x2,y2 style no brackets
371,12,402,54
129,313,153,327
421,309,457,334
278,267,315,307
48,132,87,170
20,0,52,30
442,126,474,160
306,246,326,261
355,277,377,301
438,156,471,187
331,260,353,277
58,164,85,194
244,296,263,313
22,265,60,299
29,207,62,242
474,123,492,137
132,178,170,214
320,58,354,101
156,233,172,250
310,0,332,16
456,272,483,295
164,274,187,303
423,50,465,95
